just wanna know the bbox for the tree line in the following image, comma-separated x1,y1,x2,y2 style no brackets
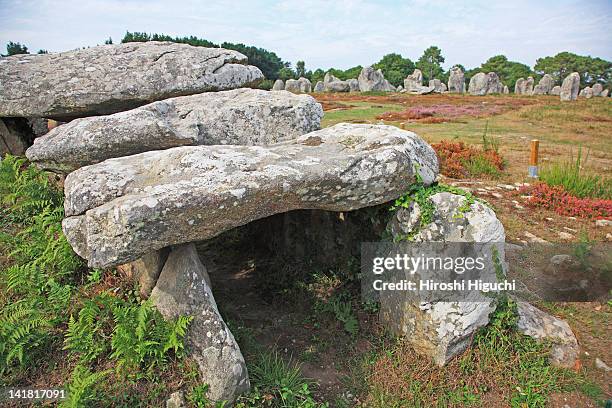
3,33,611,91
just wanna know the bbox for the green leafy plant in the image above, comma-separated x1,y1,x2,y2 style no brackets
60,365,110,408
540,147,611,199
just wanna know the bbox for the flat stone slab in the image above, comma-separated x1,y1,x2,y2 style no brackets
26,89,323,172
62,123,438,268
0,41,263,120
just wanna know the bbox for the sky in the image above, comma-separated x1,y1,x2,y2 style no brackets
1,0,611,71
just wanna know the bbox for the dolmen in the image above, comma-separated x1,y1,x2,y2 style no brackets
0,41,579,403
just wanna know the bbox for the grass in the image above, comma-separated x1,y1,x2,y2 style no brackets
362,298,603,408
540,147,612,199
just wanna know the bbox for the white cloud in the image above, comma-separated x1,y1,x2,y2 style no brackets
0,0,610,70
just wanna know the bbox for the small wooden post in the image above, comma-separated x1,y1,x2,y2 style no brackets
528,139,539,178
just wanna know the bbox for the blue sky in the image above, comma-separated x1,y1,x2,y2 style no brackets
1,0,611,71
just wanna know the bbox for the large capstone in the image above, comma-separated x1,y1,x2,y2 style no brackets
0,41,263,120
151,243,249,402
383,192,506,365
62,123,439,268
26,89,323,172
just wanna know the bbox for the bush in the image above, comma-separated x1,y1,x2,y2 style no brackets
431,140,505,179
519,183,612,219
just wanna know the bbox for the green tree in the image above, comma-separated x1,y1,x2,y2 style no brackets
535,52,612,88
296,61,305,78
104,37,113,45
310,68,326,84
5,41,29,56
478,55,533,88
373,53,415,87
37,49,48,54
416,46,445,82
278,66,296,81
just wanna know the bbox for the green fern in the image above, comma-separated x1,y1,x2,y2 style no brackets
60,365,110,408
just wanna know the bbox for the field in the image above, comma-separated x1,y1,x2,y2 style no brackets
1,93,611,407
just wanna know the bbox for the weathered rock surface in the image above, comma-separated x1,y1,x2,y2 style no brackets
0,41,264,120
383,192,506,365
119,248,170,298
592,83,603,96
27,88,323,172
272,79,284,91
151,244,249,402
486,72,504,94
1,118,39,156
165,391,186,408
503,85,509,94
358,66,394,92
284,79,300,93
468,73,488,95
323,72,350,92
550,85,561,96
404,69,424,92
347,78,360,92
535,74,555,94
516,300,579,368
429,79,445,93
602,89,609,97
62,123,439,268
560,72,580,101
447,67,465,93
313,81,324,92
582,87,593,99
285,77,311,93
514,78,526,94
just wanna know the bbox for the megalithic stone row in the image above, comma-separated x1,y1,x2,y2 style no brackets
25,89,323,172
62,123,439,268
0,41,264,120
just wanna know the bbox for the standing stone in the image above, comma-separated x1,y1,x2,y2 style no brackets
516,301,579,368
0,42,264,120
26,89,324,172
550,85,561,96
272,79,284,91
429,79,444,93
119,249,170,299
323,72,350,92
62,124,439,268
447,67,465,93
396,85,404,92
358,66,394,92
592,83,603,96
486,73,503,94
583,87,593,99
284,79,300,93
440,83,447,92
347,78,360,92
602,89,609,97
514,78,526,94
538,74,555,94
383,192,506,365
503,85,509,94
297,77,312,93
151,244,250,403
313,81,324,92
468,72,489,95
524,77,535,94
404,69,424,92
560,72,580,101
